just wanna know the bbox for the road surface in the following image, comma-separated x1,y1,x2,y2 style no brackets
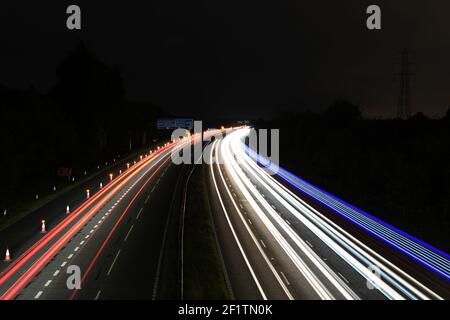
206,128,450,300
0,132,211,300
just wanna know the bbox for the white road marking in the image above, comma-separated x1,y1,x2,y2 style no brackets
34,291,43,299
136,208,143,220
124,225,134,242
53,270,60,277
74,247,80,252
85,235,90,239
44,280,52,287
338,272,350,284
107,250,121,276
67,254,74,259
95,290,102,300
61,261,67,267
145,195,150,204
260,239,267,248
280,272,291,286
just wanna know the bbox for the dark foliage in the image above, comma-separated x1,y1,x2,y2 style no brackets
0,43,169,207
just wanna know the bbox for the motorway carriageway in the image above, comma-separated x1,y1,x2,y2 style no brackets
0,130,218,300
207,128,449,300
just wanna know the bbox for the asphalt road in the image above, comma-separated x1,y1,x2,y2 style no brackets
0,135,200,300
206,129,449,300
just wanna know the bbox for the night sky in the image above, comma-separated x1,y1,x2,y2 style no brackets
1,1,450,119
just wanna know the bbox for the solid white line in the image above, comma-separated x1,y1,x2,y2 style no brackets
124,225,134,242
107,250,121,276
210,140,268,300
216,152,295,299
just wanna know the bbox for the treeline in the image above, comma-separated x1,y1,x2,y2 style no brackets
259,100,450,252
0,43,170,207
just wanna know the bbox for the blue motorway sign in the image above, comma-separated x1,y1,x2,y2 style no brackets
157,118,193,130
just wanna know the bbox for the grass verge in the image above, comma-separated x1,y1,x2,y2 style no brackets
183,166,231,300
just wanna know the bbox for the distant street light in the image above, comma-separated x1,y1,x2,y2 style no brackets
86,189,90,199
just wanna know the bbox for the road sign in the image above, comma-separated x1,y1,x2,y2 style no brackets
157,118,193,130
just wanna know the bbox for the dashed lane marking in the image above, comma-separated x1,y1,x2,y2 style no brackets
107,250,122,276
124,225,134,242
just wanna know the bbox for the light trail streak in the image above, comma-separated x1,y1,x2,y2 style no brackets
0,134,203,300
221,128,444,300
244,141,450,282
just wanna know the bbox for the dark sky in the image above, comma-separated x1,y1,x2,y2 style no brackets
1,1,450,119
